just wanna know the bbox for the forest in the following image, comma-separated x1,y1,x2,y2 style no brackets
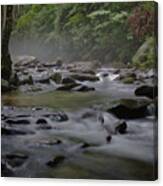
1,2,158,180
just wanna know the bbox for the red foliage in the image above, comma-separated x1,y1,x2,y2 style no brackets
128,6,154,39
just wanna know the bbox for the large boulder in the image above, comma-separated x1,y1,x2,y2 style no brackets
135,85,158,99
107,99,150,119
14,55,39,67
132,37,156,69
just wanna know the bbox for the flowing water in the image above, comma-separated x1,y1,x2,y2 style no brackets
1,68,156,180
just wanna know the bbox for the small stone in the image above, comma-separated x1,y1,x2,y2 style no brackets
36,118,48,124
106,135,112,142
46,155,65,167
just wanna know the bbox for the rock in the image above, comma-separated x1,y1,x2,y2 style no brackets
36,125,52,130
1,161,14,177
36,118,48,124
2,127,34,135
37,139,62,146
1,114,8,120
43,112,69,122
81,111,96,119
38,77,50,84
132,37,155,69
73,85,95,92
19,75,33,85
6,153,28,160
2,79,11,92
135,85,158,99
5,153,28,168
81,142,91,148
147,69,155,78
6,119,30,125
122,77,135,84
56,83,80,91
107,99,150,119
101,72,109,77
70,74,99,82
14,55,39,67
50,73,62,84
9,72,19,87
113,69,120,74
115,120,127,134
119,71,137,81
106,135,112,143
46,155,65,167
62,77,75,84
56,59,63,67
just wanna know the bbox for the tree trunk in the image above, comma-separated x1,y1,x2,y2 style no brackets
1,5,13,81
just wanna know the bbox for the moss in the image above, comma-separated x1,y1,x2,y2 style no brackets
122,77,135,84
50,73,62,84
132,37,156,69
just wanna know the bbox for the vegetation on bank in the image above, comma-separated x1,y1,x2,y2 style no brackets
1,2,157,82
13,2,157,67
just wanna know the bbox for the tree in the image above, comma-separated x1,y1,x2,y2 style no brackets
1,5,13,81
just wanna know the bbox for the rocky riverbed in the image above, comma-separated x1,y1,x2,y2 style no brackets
1,56,157,180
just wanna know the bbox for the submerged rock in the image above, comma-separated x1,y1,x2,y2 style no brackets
106,135,112,143
56,83,80,91
4,153,28,168
50,72,62,84
46,155,65,167
62,77,75,84
2,79,11,92
36,118,48,124
81,142,91,148
19,75,33,85
43,112,69,122
36,125,52,130
73,85,95,92
135,85,158,99
107,99,150,119
2,127,34,135
115,120,127,134
6,119,30,125
1,161,14,177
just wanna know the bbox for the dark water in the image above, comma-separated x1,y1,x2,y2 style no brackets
1,70,156,180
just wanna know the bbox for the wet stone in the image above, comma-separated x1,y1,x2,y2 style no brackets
115,121,127,134
106,135,112,143
6,119,30,125
46,155,65,167
2,127,35,135
36,125,52,130
81,142,91,149
1,161,14,177
36,118,48,125
43,112,69,122
4,153,28,168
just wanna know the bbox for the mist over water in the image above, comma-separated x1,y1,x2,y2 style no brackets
10,36,85,63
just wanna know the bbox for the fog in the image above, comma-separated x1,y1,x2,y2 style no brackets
9,36,81,63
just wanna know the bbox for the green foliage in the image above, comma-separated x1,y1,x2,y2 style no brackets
13,2,157,67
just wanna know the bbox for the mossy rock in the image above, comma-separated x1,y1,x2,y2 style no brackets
122,77,135,84
132,37,156,69
20,75,33,85
50,73,62,84
2,79,10,92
